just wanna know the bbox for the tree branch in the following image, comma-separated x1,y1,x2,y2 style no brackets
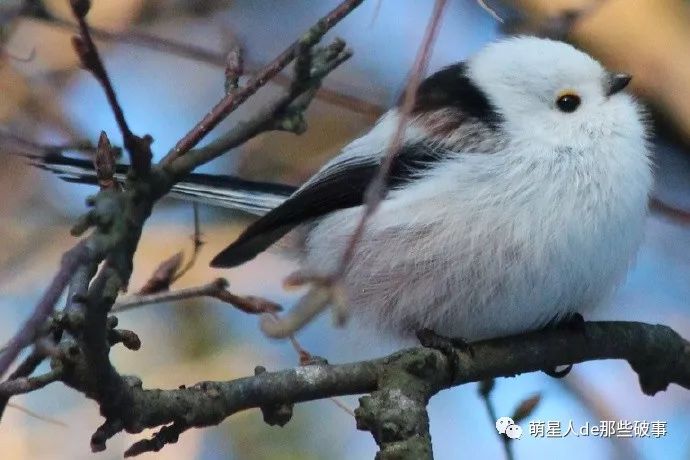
165,38,353,177
0,368,63,397
49,321,690,457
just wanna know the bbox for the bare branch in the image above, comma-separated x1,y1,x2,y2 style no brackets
69,0,152,173
340,0,447,274
166,39,353,176
171,204,204,283
0,368,63,397
21,11,383,118
161,0,365,165
561,373,641,460
650,197,690,225
60,321,690,457
476,0,504,23
112,278,282,315
0,347,46,420
5,402,67,427
0,127,99,157
478,379,515,460
0,240,91,378
2,2,365,456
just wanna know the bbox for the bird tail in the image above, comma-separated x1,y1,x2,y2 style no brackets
22,154,297,216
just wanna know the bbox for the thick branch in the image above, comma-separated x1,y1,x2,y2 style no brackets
57,321,690,456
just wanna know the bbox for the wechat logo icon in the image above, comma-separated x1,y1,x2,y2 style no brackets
496,416,523,440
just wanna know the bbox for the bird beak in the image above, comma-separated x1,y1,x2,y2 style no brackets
606,73,632,96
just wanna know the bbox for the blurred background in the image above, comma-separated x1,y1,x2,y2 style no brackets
1,0,690,459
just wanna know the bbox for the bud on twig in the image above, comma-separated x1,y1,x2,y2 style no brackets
94,131,117,190
138,252,184,295
224,45,244,93
512,393,541,423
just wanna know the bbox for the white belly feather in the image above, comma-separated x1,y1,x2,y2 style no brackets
303,137,651,341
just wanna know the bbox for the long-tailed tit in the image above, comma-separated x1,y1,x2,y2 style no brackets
27,37,652,342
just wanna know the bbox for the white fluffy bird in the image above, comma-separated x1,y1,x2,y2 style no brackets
30,37,652,343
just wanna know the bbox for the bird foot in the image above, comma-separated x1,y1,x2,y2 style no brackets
558,312,586,333
541,312,584,378
542,364,573,378
416,328,474,379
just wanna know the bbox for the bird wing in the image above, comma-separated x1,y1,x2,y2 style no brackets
210,141,448,267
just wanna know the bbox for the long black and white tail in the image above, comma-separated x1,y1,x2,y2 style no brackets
25,154,297,216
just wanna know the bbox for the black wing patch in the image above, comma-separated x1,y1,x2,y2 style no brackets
412,62,502,129
210,143,448,268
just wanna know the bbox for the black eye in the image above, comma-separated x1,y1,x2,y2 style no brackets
556,93,581,113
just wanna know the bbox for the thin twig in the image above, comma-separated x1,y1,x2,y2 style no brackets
266,312,310,361
166,41,353,176
24,11,382,118
129,204,202,295
478,379,514,460
561,373,641,460
650,197,690,225
0,368,63,397
171,203,204,283
337,0,447,276
266,0,448,335
261,0,447,336
329,397,356,417
112,278,282,315
69,0,151,173
476,0,504,23
161,0,365,164
6,402,68,427
0,127,97,157
0,240,91,378
0,347,46,420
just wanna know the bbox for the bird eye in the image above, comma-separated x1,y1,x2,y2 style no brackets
556,92,581,113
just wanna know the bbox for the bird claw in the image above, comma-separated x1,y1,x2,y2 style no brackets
416,328,473,379
542,364,573,379
541,312,583,378
546,312,586,333
560,312,586,333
